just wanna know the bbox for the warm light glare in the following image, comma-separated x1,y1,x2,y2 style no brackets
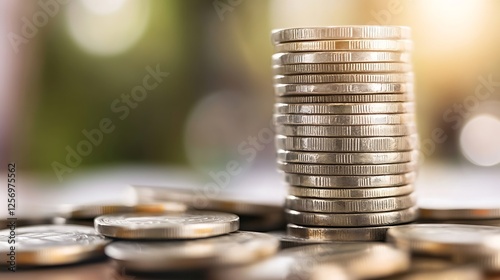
460,114,500,167
66,0,150,56
81,0,127,15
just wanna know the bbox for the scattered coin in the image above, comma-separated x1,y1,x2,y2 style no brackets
287,223,393,241
105,231,279,272
271,26,411,43
387,224,500,257
0,225,109,266
288,184,414,199
94,211,239,239
275,102,414,114
274,39,412,52
285,207,417,227
60,202,188,219
278,150,417,164
285,194,415,213
285,173,416,188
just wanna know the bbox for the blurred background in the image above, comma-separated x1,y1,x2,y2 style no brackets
1,0,500,204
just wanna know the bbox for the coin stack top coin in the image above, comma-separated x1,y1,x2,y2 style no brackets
271,26,418,240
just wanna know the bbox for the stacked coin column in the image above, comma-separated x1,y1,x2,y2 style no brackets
271,26,418,241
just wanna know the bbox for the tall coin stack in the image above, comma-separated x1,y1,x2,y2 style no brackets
271,26,419,241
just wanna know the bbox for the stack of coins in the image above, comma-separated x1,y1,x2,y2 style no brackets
271,26,419,241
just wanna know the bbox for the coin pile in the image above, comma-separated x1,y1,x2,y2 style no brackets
271,26,419,240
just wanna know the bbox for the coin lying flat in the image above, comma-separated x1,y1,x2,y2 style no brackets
286,207,418,227
273,52,411,65
286,194,415,213
276,135,417,152
278,150,418,164
0,225,109,266
275,73,413,84
132,186,282,216
271,26,411,43
275,102,414,115
212,242,409,280
275,39,412,52
386,224,500,257
419,197,500,220
288,184,414,199
277,93,413,103
285,173,417,188
382,259,482,280
273,62,412,75
60,202,188,219
105,231,278,272
276,124,416,137
95,211,239,239
287,224,393,241
275,83,409,95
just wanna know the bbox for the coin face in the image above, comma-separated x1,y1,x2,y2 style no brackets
0,225,109,266
95,211,239,239
271,26,411,43
286,207,418,227
105,231,279,271
387,224,500,257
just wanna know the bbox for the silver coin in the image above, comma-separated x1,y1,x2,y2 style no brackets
268,231,345,249
60,202,188,219
275,102,414,115
94,211,239,239
275,73,413,84
288,184,414,199
275,39,412,52
278,161,416,176
212,243,409,280
274,113,414,126
285,173,417,188
285,207,418,227
271,26,411,43
275,135,418,152
132,186,282,216
278,150,418,164
276,124,417,137
273,52,411,65
387,224,500,257
276,93,413,103
285,194,416,213
384,259,482,280
273,62,412,75
105,231,279,271
275,83,410,95
287,223,394,241
0,225,109,266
